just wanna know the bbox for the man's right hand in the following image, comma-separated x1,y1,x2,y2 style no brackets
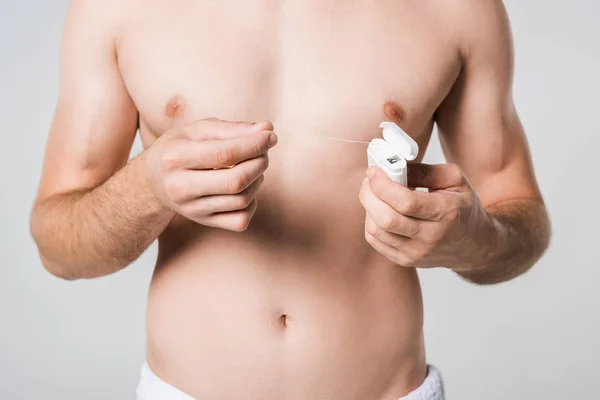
144,118,278,232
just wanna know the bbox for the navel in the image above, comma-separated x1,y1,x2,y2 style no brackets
279,314,288,329
165,94,188,119
383,100,405,124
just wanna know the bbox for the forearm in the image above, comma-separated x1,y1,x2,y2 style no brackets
30,153,175,280
456,198,551,285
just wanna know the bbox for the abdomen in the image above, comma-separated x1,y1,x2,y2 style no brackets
146,199,426,399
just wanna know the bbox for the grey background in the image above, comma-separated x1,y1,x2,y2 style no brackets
1,1,598,399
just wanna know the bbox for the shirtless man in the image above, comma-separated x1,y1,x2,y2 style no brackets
30,0,551,399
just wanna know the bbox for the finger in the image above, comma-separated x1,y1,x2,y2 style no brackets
183,175,264,215
407,163,466,191
365,215,411,247
198,198,259,232
367,167,449,221
166,130,277,170
166,155,269,201
181,118,274,140
359,178,421,237
364,231,412,267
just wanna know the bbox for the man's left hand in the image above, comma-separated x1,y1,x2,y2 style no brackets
359,163,494,271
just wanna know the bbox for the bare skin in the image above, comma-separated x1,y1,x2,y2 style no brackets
30,1,550,399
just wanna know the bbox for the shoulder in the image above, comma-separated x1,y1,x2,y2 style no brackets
427,0,513,61
64,0,139,43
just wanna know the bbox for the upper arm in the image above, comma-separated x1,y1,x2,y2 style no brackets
435,0,542,207
36,0,138,201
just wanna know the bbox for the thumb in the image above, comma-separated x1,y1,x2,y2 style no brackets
408,163,467,191
183,118,274,140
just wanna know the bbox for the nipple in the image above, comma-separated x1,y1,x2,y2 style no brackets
165,95,188,120
383,101,405,124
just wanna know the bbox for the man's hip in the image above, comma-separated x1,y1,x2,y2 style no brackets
136,362,445,400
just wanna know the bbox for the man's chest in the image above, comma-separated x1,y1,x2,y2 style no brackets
116,0,461,144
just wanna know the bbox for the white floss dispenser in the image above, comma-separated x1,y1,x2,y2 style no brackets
367,122,419,186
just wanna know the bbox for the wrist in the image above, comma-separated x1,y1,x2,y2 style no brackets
129,151,175,218
452,197,550,285
453,206,502,273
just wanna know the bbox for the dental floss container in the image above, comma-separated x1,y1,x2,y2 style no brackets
367,122,419,186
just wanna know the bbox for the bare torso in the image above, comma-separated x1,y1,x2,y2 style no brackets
115,1,461,398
